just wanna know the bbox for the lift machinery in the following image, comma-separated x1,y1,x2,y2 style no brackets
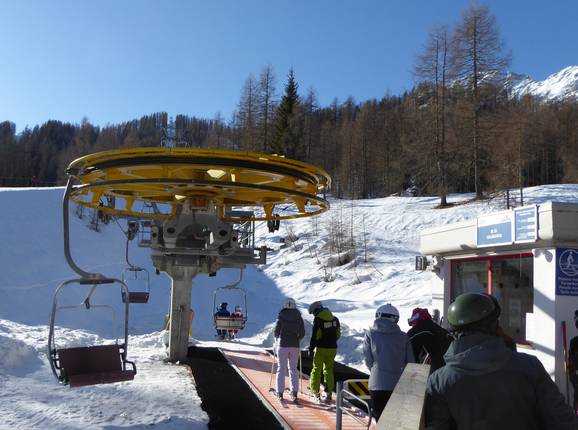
58,148,331,364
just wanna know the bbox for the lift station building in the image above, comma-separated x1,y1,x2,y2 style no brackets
419,202,578,402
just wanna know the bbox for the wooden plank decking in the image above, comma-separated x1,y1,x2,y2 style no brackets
220,348,374,430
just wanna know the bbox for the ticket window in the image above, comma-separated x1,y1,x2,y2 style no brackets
451,254,533,343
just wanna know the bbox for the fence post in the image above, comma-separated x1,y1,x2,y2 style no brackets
336,380,343,430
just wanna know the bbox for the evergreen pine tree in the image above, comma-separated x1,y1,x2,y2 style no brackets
271,69,300,157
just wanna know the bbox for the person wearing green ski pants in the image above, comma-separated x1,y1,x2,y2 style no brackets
308,301,341,403
310,346,337,394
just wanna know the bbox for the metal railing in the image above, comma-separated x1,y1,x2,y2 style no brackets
336,380,373,430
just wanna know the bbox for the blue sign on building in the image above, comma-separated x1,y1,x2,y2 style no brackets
556,248,578,296
514,205,538,243
477,211,513,248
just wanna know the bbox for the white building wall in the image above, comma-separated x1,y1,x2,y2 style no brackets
553,248,578,404
530,249,557,381
430,262,447,322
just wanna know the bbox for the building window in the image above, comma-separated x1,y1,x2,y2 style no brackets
452,260,488,297
451,254,533,343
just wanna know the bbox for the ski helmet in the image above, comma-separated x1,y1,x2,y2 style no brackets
447,293,500,331
376,304,399,322
284,298,297,309
408,308,432,326
308,301,323,315
219,302,228,309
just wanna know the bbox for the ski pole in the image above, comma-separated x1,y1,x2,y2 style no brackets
299,341,304,394
268,339,277,392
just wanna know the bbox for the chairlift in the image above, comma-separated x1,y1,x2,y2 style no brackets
121,220,150,304
212,269,248,340
48,277,137,387
47,179,137,387
137,202,161,248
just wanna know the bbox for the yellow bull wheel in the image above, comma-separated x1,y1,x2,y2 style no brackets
66,147,331,222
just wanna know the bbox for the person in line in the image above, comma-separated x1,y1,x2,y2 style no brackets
308,301,340,404
273,298,305,402
363,303,415,420
407,307,452,373
426,292,578,429
214,302,230,339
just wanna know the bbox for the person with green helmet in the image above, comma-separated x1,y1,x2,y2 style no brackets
426,292,578,429
308,301,340,404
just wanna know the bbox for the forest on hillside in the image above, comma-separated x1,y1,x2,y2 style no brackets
1,5,576,204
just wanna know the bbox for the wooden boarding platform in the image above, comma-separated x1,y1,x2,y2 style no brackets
220,348,374,430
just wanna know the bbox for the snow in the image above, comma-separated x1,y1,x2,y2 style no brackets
510,66,578,101
1,184,577,428
454,65,578,102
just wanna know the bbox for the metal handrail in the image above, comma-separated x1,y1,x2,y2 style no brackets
336,381,373,430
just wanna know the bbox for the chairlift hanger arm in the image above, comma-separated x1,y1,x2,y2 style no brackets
63,179,103,279
224,268,243,289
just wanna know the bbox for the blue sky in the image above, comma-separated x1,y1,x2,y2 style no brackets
0,0,576,131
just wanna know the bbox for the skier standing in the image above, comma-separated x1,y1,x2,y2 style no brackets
426,292,578,429
308,301,340,404
363,303,415,420
407,307,452,373
273,298,305,402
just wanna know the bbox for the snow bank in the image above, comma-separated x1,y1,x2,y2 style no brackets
0,334,42,376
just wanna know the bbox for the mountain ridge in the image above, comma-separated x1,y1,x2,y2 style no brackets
480,66,578,101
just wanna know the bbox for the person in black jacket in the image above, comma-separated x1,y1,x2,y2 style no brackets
407,308,452,373
426,293,578,430
308,301,340,404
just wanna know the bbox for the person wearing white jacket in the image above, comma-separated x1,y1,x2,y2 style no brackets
363,303,415,420
273,298,305,402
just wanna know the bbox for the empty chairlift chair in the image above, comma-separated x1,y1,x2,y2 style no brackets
48,278,137,387
121,220,150,304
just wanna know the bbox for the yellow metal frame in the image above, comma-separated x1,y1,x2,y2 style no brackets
66,148,331,222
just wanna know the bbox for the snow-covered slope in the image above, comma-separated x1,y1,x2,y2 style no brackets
2,184,578,428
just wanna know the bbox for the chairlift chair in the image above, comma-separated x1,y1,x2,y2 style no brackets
121,221,151,304
48,278,137,387
47,179,136,387
212,270,248,340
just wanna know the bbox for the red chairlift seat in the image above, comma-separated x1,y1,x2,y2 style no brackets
56,344,136,387
121,290,150,304
121,266,151,304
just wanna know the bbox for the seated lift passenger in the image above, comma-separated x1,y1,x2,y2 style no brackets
214,302,230,339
